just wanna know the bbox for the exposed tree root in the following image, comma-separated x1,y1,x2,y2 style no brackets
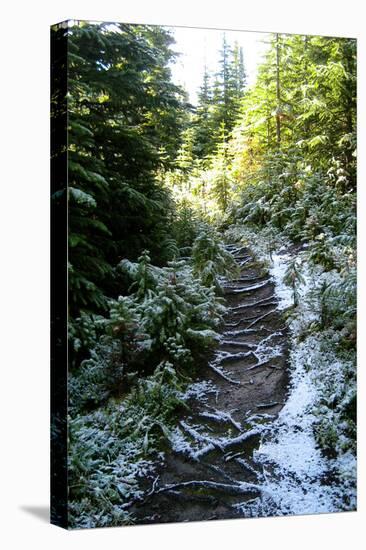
229,275,267,284
224,318,246,328
231,301,277,314
265,368,277,379
257,401,282,409
224,450,246,462
237,262,251,270
257,325,286,333
179,420,262,455
225,314,269,329
223,327,258,337
133,242,289,522
231,295,276,311
233,255,252,262
205,463,243,484
179,421,223,452
154,479,262,497
258,331,284,346
146,475,160,497
199,410,243,432
235,458,262,479
225,280,270,295
246,309,277,329
221,340,256,349
217,350,256,364
231,311,273,323
245,361,279,372
225,245,246,252
208,362,241,385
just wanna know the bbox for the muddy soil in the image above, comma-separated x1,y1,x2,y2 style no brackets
131,245,289,525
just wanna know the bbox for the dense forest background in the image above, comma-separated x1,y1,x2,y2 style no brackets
52,21,356,528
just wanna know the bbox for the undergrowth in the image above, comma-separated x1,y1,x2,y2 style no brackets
68,230,237,528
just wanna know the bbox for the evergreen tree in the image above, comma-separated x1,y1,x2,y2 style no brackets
213,35,246,138
67,21,188,316
231,41,247,110
193,35,247,159
211,123,232,212
230,34,356,192
192,66,214,159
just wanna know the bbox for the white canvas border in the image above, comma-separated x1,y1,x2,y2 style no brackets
1,1,364,548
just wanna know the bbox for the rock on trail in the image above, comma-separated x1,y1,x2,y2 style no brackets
131,244,290,524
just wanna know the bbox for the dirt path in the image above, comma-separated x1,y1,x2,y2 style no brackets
132,244,289,524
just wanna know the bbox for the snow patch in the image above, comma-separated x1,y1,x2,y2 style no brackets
226,227,356,517
269,253,293,310
248,340,354,514
181,380,217,402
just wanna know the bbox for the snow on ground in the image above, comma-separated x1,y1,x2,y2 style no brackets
268,248,314,314
180,380,218,402
269,252,293,310
226,226,356,516
247,347,339,516
165,229,355,518
241,328,356,516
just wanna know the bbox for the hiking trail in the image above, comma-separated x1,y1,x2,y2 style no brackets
132,244,290,524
